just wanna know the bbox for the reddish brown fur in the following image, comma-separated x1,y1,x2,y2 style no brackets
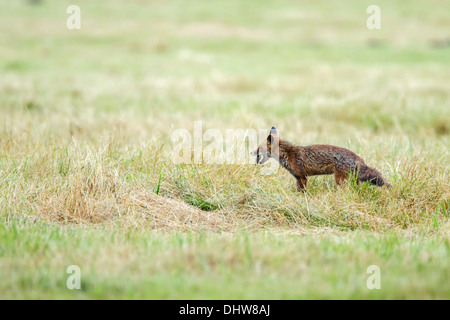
251,127,390,191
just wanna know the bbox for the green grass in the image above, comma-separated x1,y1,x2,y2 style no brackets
2,222,449,299
0,0,449,299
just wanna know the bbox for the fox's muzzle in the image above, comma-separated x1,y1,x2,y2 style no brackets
252,150,270,165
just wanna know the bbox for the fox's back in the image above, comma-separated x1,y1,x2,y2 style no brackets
299,144,364,175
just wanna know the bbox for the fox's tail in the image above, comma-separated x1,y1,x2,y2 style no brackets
357,164,391,187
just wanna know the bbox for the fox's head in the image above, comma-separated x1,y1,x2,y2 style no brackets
250,126,279,164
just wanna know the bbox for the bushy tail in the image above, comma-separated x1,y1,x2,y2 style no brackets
357,164,391,187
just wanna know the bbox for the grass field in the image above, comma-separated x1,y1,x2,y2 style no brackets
0,0,449,299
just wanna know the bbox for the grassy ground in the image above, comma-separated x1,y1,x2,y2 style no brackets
0,0,449,299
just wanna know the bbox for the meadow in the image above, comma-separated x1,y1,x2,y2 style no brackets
0,0,449,299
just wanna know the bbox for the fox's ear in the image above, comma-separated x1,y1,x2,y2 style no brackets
270,126,278,135
267,134,275,145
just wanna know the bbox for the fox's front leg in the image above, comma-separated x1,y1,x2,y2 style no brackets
296,176,307,192
334,170,348,186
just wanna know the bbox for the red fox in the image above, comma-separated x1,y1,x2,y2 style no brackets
251,127,390,191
